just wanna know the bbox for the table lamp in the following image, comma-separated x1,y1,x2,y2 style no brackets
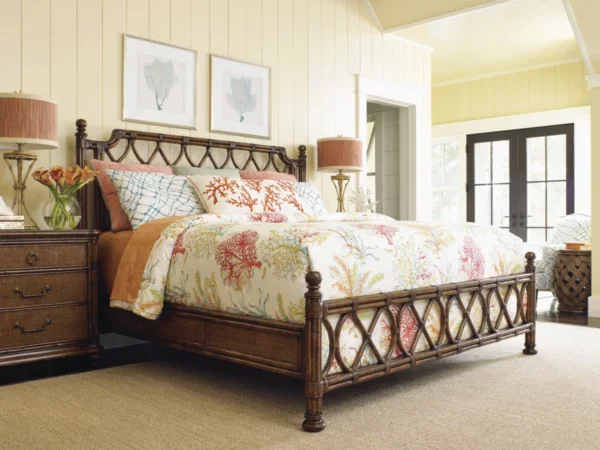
0,92,58,229
317,137,363,212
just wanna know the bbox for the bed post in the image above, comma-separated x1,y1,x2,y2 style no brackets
298,145,307,182
303,271,326,432
75,119,89,229
523,251,538,355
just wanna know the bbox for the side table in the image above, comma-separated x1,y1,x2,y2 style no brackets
553,249,591,314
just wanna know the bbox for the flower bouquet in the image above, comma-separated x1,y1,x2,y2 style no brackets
32,165,98,230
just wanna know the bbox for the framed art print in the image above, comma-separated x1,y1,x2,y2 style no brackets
210,55,271,139
123,35,197,129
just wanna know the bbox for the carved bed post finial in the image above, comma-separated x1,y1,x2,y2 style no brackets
75,119,89,229
303,271,325,432
524,251,537,355
298,145,307,182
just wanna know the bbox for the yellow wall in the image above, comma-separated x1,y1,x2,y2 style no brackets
0,0,431,224
432,62,589,125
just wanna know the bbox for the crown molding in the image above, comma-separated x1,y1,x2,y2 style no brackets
562,0,594,76
586,74,600,89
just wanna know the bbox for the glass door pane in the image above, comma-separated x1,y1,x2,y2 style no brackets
471,140,510,228
524,134,569,243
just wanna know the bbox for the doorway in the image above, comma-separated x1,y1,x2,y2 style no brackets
366,101,403,219
467,123,574,243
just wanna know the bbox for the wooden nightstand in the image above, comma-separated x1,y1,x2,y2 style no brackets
0,230,102,367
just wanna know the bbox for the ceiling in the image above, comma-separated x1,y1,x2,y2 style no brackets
369,0,507,31
393,0,582,85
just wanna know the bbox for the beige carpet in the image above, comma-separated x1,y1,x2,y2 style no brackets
1,322,599,450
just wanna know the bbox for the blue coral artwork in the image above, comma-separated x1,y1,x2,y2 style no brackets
211,55,271,139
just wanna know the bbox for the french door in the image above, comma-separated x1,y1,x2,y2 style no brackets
467,124,574,243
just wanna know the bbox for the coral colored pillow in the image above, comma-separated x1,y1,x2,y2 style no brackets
91,160,172,232
239,170,296,182
188,175,309,214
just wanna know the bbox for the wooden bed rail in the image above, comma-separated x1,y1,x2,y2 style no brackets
302,251,537,432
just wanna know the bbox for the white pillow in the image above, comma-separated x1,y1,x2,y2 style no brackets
187,175,309,214
105,169,204,229
293,182,327,214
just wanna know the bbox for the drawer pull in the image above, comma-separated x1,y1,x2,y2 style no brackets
26,252,40,265
13,285,52,299
14,319,52,333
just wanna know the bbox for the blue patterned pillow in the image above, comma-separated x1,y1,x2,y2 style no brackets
293,182,327,214
105,169,205,229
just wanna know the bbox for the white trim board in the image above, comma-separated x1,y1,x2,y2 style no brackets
588,296,600,318
355,76,430,220
587,74,600,89
562,0,595,76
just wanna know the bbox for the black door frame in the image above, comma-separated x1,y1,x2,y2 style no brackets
467,123,574,241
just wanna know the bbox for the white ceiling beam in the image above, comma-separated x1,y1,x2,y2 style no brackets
562,0,595,76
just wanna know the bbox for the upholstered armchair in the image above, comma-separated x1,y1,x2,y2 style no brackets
529,214,591,295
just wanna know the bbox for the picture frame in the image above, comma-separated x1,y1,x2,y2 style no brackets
122,34,197,129
210,55,271,139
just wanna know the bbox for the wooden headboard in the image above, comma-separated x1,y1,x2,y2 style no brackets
74,119,307,231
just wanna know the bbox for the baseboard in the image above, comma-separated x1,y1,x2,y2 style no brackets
588,296,600,318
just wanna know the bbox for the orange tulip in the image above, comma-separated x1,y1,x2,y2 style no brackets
32,169,54,187
49,166,66,186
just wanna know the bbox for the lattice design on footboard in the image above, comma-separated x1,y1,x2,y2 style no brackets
320,275,532,387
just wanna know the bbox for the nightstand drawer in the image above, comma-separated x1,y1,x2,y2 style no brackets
1,244,87,270
0,272,87,309
0,304,89,350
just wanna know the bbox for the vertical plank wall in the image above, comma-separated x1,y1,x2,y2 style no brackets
0,0,431,223
432,61,590,125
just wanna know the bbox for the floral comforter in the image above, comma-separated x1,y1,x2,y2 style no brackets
110,212,525,325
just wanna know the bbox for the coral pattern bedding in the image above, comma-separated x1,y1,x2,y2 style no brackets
111,212,525,373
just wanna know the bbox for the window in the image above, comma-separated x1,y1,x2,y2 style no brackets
432,141,460,222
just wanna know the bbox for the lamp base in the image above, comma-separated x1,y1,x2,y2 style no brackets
3,145,39,229
331,170,350,213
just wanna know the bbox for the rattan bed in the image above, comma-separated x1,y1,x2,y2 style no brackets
75,119,537,432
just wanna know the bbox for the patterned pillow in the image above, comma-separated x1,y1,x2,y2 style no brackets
187,175,309,214
293,182,327,214
91,159,173,232
105,170,205,230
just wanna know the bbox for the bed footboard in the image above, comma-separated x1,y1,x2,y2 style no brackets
302,252,536,432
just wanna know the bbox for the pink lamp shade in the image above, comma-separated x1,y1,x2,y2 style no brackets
0,93,58,150
317,137,363,173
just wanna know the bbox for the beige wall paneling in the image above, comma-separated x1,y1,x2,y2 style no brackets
293,0,308,159
542,66,556,111
307,0,323,187
51,0,77,168
433,62,590,125
437,86,448,125
277,0,294,160
22,0,51,226
555,63,570,110
431,86,439,125
209,0,228,141
492,76,505,118
262,0,279,146
347,0,360,76
359,0,371,78
393,40,405,85
191,0,210,142
102,0,126,161
0,0,21,207
458,82,470,122
126,0,150,162
320,0,337,208
148,0,172,161
529,68,543,112
569,61,588,107
0,0,432,217
246,0,266,149
446,85,459,124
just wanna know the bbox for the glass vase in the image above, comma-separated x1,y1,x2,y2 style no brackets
43,194,82,230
